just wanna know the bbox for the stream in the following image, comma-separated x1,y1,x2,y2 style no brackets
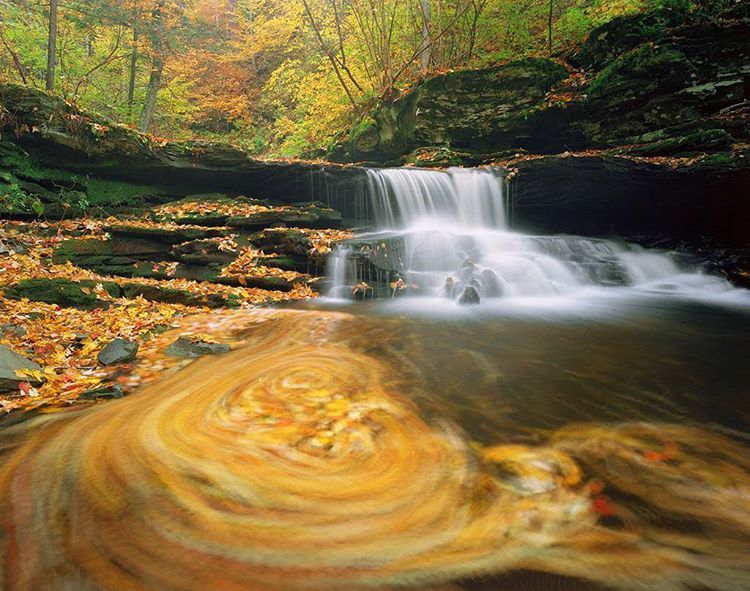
0,167,748,591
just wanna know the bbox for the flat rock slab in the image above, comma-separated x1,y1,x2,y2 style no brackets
4,278,120,310
106,225,226,244
0,345,43,392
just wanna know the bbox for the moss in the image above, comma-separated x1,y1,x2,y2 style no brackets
106,224,223,243
628,128,732,156
120,282,237,308
85,178,171,207
586,44,693,99
4,278,120,309
53,239,113,264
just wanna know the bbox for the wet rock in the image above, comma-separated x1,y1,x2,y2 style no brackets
0,345,44,392
98,338,139,366
165,337,230,358
458,286,481,305
78,384,125,400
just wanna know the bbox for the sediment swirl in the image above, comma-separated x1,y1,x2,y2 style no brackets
1,310,748,591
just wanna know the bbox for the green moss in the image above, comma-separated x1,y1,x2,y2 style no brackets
53,239,113,264
85,178,170,207
120,282,237,308
628,128,732,156
586,44,692,98
4,278,120,309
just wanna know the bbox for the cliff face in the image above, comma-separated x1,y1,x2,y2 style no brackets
328,5,750,166
325,5,750,283
0,84,365,218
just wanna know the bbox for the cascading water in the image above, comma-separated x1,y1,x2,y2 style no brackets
327,167,733,303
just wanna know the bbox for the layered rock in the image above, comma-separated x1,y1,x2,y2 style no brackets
329,6,750,165
47,195,351,299
0,85,365,217
327,6,750,282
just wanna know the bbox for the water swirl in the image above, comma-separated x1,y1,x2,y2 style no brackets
1,310,748,591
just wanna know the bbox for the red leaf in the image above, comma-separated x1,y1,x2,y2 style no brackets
592,495,618,517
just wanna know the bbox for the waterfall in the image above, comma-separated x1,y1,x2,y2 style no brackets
326,245,352,299
328,167,731,303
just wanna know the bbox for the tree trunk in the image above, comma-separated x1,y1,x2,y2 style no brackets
127,27,139,117
420,0,432,74
138,1,165,132
45,0,58,91
138,54,163,132
548,0,554,55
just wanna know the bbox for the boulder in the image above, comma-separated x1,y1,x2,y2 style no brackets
0,345,44,392
458,286,481,305
97,338,139,366
329,58,568,163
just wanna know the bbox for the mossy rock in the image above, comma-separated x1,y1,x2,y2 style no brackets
171,239,237,265
227,205,341,230
106,224,225,244
328,58,568,163
53,238,113,264
627,129,733,156
585,44,694,103
258,255,311,273
219,275,298,292
569,9,685,71
120,282,240,308
250,228,312,256
227,211,319,229
4,278,120,309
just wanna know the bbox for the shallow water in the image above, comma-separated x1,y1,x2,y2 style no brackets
1,298,749,590
3,167,749,590
308,292,750,442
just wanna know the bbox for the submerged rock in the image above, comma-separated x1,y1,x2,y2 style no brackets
78,384,125,400
0,345,44,392
165,337,231,358
458,286,481,305
98,339,139,366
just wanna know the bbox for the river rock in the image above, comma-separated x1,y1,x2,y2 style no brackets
165,337,231,358
78,384,125,400
458,286,481,305
0,345,44,392
98,338,139,366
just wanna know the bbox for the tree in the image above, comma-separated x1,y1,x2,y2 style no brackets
549,0,554,54
46,0,58,91
138,0,166,131
420,0,432,73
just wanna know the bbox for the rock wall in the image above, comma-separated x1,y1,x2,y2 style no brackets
328,5,750,166
325,4,750,283
0,84,366,217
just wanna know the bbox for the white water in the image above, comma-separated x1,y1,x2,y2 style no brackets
327,167,738,304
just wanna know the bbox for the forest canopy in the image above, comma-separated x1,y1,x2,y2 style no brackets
0,0,717,157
